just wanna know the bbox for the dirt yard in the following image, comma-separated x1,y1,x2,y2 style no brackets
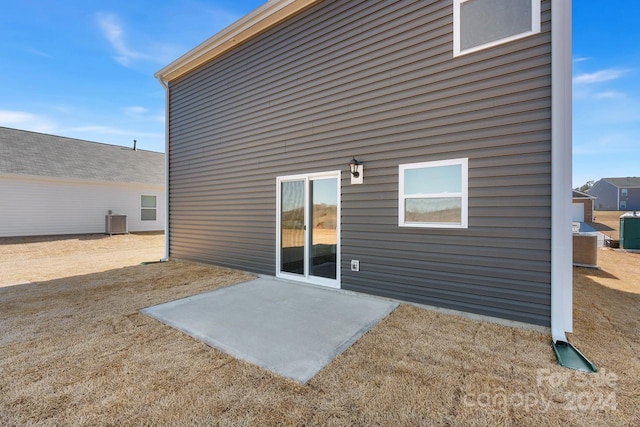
589,210,625,240
0,233,165,287
1,235,639,426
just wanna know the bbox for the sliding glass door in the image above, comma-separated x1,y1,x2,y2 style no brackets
277,171,340,288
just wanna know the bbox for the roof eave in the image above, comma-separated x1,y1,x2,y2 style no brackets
572,189,596,199
155,0,321,83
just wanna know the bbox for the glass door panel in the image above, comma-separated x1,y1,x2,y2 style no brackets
309,178,338,280
280,180,305,275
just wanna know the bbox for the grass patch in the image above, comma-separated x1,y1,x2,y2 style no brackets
1,237,639,425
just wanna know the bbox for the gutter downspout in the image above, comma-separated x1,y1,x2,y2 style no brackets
551,0,572,343
158,77,170,262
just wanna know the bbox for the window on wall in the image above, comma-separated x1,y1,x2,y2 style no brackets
399,158,468,228
621,188,628,197
453,0,541,56
620,201,627,210
141,195,157,221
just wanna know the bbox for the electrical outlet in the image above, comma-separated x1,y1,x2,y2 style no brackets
350,260,360,271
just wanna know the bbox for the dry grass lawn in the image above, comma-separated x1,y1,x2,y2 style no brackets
1,235,639,426
0,233,165,287
589,210,626,240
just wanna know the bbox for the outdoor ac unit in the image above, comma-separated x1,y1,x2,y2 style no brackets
105,214,128,235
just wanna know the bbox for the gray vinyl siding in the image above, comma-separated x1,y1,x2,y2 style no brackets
623,188,640,210
590,180,618,211
168,0,553,326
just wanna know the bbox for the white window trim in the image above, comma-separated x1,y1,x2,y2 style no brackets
141,195,157,221
399,158,469,229
621,188,628,197
453,0,541,57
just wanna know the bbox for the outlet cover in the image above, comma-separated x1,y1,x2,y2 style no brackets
350,260,360,271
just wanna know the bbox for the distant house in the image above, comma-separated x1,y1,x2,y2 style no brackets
589,177,640,211
572,190,596,222
0,127,165,237
155,0,574,339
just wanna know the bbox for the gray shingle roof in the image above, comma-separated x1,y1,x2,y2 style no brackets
572,190,596,199
602,177,640,188
0,127,164,186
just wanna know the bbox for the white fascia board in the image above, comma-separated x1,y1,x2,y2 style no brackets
155,0,320,83
551,0,573,342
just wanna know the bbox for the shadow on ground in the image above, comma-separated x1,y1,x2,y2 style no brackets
0,231,164,246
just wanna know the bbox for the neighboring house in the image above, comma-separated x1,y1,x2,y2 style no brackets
589,177,640,211
155,0,573,339
0,127,165,237
572,190,596,222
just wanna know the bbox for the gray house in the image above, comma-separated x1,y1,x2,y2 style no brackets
589,177,640,211
0,127,165,237
155,0,573,341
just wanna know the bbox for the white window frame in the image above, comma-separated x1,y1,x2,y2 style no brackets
275,171,341,289
141,195,157,221
453,0,541,57
621,188,628,197
399,158,469,229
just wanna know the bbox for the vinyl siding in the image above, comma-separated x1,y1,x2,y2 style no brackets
0,175,164,237
168,0,553,325
620,188,640,211
590,179,617,211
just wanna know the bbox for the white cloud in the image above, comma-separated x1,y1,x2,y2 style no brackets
24,47,52,58
96,12,146,67
0,110,55,133
124,106,148,115
593,91,625,100
573,69,627,84
61,125,164,151
573,56,591,63
95,11,189,68
573,133,640,156
65,125,162,139
123,107,165,123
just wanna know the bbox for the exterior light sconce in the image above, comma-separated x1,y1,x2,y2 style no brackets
349,156,364,184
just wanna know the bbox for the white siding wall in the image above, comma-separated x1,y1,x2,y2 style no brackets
571,203,584,222
0,175,165,237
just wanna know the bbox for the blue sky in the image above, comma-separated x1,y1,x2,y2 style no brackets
0,1,637,187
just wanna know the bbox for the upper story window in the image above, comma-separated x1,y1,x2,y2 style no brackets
453,0,541,56
621,188,628,197
399,158,469,229
141,195,157,221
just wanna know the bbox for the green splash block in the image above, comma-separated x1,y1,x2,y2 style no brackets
552,341,598,373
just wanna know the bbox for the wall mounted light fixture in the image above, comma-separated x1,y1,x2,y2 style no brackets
349,156,364,184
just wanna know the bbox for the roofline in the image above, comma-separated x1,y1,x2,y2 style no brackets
154,0,321,83
0,126,164,155
602,178,640,188
572,189,596,199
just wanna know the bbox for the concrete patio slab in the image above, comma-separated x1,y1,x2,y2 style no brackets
141,276,398,383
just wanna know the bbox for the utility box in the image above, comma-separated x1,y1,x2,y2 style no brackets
105,214,128,235
573,234,598,268
620,212,640,249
